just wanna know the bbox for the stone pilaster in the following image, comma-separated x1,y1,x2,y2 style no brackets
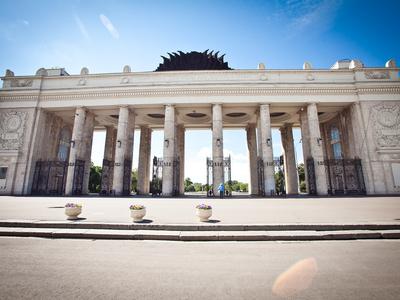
350,102,374,194
81,112,95,195
137,126,152,195
246,123,259,195
307,103,328,195
176,124,185,195
299,109,311,193
162,105,176,196
212,104,224,195
112,106,135,196
65,107,86,195
259,104,275,195
280,123,298,195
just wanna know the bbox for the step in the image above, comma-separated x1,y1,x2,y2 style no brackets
1,220,400,232
1,227,400,241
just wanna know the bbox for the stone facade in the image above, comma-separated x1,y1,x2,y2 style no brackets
0,60,399,196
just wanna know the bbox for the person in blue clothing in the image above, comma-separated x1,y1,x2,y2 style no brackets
218,183,224,198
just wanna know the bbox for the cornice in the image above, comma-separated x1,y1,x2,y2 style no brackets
0,85,399,102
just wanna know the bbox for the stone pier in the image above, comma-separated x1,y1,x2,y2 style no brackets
137,126,152,195
162,105,176,196
259,104,275,195
280,123,298,194
212,104,224,195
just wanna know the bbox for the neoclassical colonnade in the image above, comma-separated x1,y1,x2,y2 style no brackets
62,102,329,197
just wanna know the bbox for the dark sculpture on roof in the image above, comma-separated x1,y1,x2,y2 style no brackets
155,50,232,71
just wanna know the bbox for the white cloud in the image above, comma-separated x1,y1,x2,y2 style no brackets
22,20,29,26
99,14,119,39
274,0,342,37
74,14,90,41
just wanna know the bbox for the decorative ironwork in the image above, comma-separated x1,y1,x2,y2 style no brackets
306,157,317,195
325,158,366,195
100,159,114,195
173,159,180,197
155,50,232,71
31,161,67,195
122,159,132,196
72,160,85,195
206,156,232,197
257,158,265,196
151,156,163,196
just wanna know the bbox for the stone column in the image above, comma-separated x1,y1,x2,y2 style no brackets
65,107,86,195
212,104,224,195
112,106,135,196
176,124,185,195
280,123,298,194
307,103,328,195
101,126,117,194
299,109,311,193
137,126,152,195
259,104,275,195
257,116,262,158
81,112,95,195
246,124,259,195
162,105,176,196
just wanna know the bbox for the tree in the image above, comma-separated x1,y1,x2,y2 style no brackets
131,169,138,192
297,163,306,193
193,182,203,192
184,177,193,192
89,163,102,193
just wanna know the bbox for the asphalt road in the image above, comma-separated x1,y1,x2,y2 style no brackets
0,238,399,300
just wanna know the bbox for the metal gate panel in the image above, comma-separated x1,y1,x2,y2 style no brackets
306,157,317,195
100,159,114,195
122,159,132,196
72,160,85,195
31,161,67,195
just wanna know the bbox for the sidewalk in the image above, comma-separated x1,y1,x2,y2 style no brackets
1,196,399,241
1,195,399,224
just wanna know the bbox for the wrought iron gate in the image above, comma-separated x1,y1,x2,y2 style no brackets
325,159,366,195
151,156,163,196
306,157,317,195
122,159,132,196
31,161,67,195
173,159,180,196
206,156,232,197
257,158,265,196
72,159,85,195
100,159,114,195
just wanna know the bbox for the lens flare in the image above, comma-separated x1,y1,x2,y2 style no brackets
272,257,318,297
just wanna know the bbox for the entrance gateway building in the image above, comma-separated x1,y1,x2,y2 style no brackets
0,51,399,197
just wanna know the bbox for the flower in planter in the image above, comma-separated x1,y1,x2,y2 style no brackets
196,204,212,210
130,204,145,210
65,203,82,208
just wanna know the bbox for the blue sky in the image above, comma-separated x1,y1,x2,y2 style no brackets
1,0,399,183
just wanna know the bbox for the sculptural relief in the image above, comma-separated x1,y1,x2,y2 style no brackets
0,111,28,150
10,79,33,87
372,103,400,148
364,70,390,79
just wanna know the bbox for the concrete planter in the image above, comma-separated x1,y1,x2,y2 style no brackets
196,208,212,222
65,207,82,220
130,208,146,222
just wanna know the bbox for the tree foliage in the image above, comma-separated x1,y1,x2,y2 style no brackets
89,163,102,193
